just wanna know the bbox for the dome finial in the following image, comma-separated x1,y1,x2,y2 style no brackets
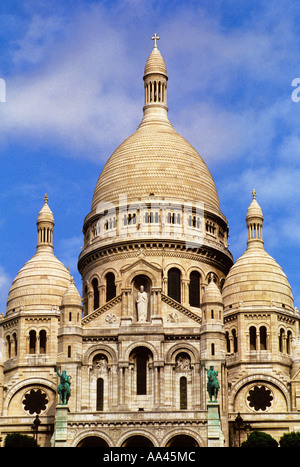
36,194,55,251
246,189,264,249
151,33,160,48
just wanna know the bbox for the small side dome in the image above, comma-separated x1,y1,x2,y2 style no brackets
61,277,82,307
222,191,294,312
202,276,223,305
6,196,71,314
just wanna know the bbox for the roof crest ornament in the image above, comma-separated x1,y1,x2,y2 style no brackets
252,189,256,200
152,33,160,48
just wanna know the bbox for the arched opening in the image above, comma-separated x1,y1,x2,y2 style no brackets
168,267,181,303
259,326,267,350
29,330,37,354
92,278,99,310
39,330,47,354
226,331,230,353
287,330,292,354
189,271,200,308
97,378,104,411
232,329,238,353
129,346,153,395
180,376,187,409
13,333,17,357
121,435,154,447
77,436,109,447
279,328,285,353
105,272,116,302
249,326,257,351
6,336,11,359
166,435,199,447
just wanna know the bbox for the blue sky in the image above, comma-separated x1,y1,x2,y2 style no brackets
1,0,300,312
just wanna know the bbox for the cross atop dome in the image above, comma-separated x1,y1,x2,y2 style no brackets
252,189,256,200
152,33,160,48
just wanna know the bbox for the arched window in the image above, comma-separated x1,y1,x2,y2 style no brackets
39,330,47,354
279,328,285,353
260,326,267,350
6,335,11,359
29,330,37,354
249,326,257,350
105,272,116,302
92,278,99,310
136,348,148,395
232,329,238,353
130,347,153,396
180,377,187,410
96,378,104,411
287,330,292,354
189,271,200,308
226,331,230,353
168,268,181,303
13,333,17,357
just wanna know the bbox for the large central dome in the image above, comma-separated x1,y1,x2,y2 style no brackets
91,40,220,215
91,123,220,212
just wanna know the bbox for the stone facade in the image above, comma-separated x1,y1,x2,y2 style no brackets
0,38,300,447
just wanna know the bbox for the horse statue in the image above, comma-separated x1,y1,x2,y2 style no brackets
205,365,220,402
55,365,71,405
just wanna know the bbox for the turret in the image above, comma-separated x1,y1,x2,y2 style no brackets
201,275,225,362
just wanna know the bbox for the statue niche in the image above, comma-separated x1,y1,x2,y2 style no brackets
133,274,152,322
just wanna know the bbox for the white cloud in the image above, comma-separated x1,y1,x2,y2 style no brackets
0,7,141,159
1,0,298,165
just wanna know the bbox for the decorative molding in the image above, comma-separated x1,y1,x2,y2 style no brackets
82,295,122,325
161,293,201,324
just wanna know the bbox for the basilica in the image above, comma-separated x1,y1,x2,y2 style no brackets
1,36,300,448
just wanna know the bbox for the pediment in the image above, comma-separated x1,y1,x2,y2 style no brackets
120,257,162,288
121,257,161,274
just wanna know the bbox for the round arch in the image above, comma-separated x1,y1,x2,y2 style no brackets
123,264,160,289
164,263,187,279
77,436,109,447
186,265,205,280
162,429,204,447
72,429,113,447
88,273,101,288
123,341,159,362
165,342,200,365
100,267,119,282
230,374,290,412
3,378,57,416
117,430,158,447
83,343,117,365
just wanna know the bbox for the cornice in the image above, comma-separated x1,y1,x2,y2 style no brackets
78,238,233,275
